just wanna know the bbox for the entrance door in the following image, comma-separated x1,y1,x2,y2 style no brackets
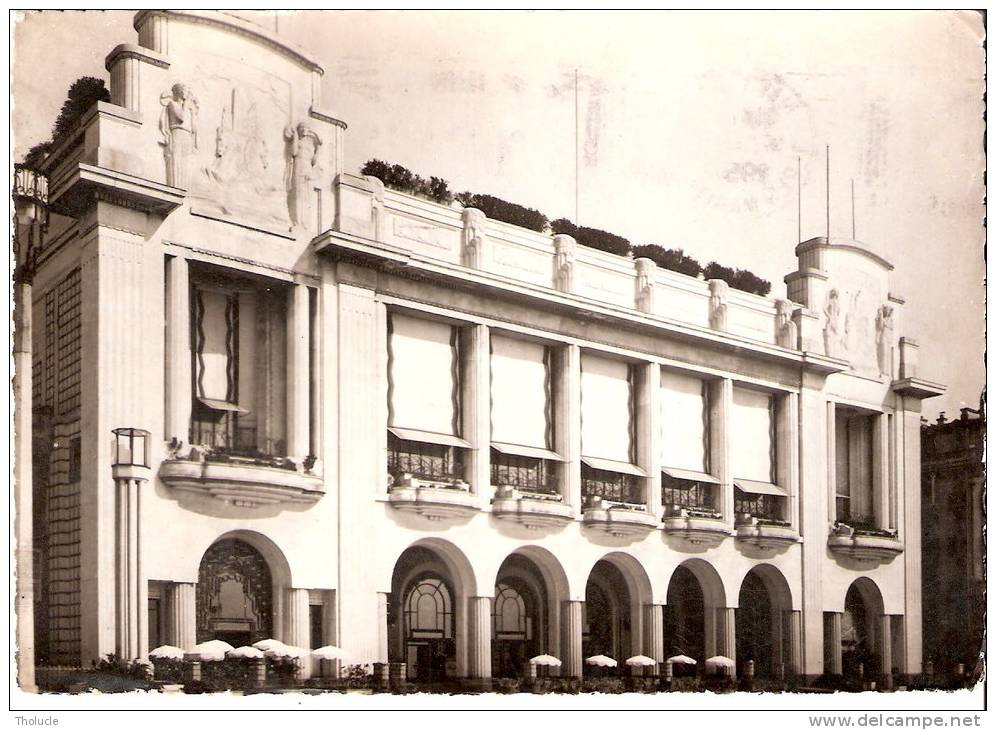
196,539,273,645
403,576,455,682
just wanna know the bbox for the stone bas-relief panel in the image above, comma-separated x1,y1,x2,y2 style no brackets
822,265,884,376
163,54,305,230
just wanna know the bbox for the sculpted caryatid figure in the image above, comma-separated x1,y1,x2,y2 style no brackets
462,208,486,268
284,122,322,228
876,305,894,376
159,83,198,188
823,288,843,357
708,279,729,331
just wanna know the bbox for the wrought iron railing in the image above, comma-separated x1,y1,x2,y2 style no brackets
388,433,465,485
734,489,786,524
190,412,264,457
662,475,718,515
581,465,643,506
491,450,559,496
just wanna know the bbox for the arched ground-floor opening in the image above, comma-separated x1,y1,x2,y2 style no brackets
492,554,549,678
195,537,275,647
825,577,897,683
665,565,705,663
735,565,795,679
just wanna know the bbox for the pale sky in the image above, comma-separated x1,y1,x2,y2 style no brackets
11,10,986,421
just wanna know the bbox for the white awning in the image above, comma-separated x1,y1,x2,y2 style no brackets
491,442,562,461
662,467,722,484
581,456,647,478
581,353,634,463
731,386,775,482
491,335,550,449
734,479,787,496
389,313,460,436
388,427,471,449
660,370,708,473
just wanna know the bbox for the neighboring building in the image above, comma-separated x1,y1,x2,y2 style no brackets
18,11,946,687
921,403,985,675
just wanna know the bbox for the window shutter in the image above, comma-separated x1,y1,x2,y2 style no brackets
490,335,550,449
580,353,633,463
388,313,459,436
660,371,708,473
731,387,774,482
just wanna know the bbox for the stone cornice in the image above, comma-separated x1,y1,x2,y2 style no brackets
105,42,170,71
312,230,847,377
796,236,894,271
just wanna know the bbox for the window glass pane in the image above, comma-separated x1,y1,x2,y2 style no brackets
731,387,773,482
660,371,707,472
491,336,549,448
389,314,458,435
835,410,850,497
237,292,256,415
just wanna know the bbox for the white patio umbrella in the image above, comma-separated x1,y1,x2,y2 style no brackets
625,655,657,668
312,645,349,661
149,645,185,660
705,655,736,673
585,654,618,668
529,654,562,667
666,654,697,665
226,645,265,660
252,638,287,652
185,639,234,662
264,644,311,659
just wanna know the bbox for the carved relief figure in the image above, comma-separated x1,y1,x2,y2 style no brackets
462,208,486,268
634,258,656,313
553,235,576,293
284,123,323,228
159,83,198,188
823,288,843,357
365,175,386,241
876,305,894,377
776,298,798,349
708,279,728,331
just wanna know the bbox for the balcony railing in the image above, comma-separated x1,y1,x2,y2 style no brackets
734,490,786,525
491,450,558,497
662,477,719,516
582,465,643,507
191,412,269,458
388,433,465,486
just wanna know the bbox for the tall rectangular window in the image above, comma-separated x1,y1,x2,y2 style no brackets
490,335,551,450
660,371,709,475
580,353,634,465
835,408,874,526
387,312,467,486
732,386,786,522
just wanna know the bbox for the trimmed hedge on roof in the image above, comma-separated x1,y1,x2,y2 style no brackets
360,158,772,296
19,76,110,171
550,218,631,257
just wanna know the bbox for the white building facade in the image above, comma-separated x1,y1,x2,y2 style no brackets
23,11,945,686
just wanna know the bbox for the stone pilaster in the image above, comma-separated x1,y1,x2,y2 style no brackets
900,405,923,673
636,362,661,516
462,324,491,507
709,378,732,525
558,345,582,509
168,582,196,650
880,614,893,683
468,597,493,680
873,413,891,530
164,255,190,448
284,588,311,650
377,592,389,664
798,374,829,677
13,276,35,690
286,283,311,462
562,600,583,678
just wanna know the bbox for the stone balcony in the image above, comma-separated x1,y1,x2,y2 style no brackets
160,455,324,508
582,496,658,538
827,524,904,562
661,506,731,548
387,474,478,521
734,517,799,551
490,485,575,530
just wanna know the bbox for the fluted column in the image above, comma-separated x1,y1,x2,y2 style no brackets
719,607,736,674
562,600,584,678
704,604,717,658
879,614,893,684
559,345,582,509
377,592,389,664
644,604,665,672
827,612,843,674
284,588,311,649
468,597,492,680
113,469,146,660
286,284,311,462
789,610,803,676
169,582,196,650
462,325,491,507
165,256,191,445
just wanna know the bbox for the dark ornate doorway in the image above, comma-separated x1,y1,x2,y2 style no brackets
196,538,273,646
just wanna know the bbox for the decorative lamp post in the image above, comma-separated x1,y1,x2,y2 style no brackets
112,427,151,660
13,163,48,693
